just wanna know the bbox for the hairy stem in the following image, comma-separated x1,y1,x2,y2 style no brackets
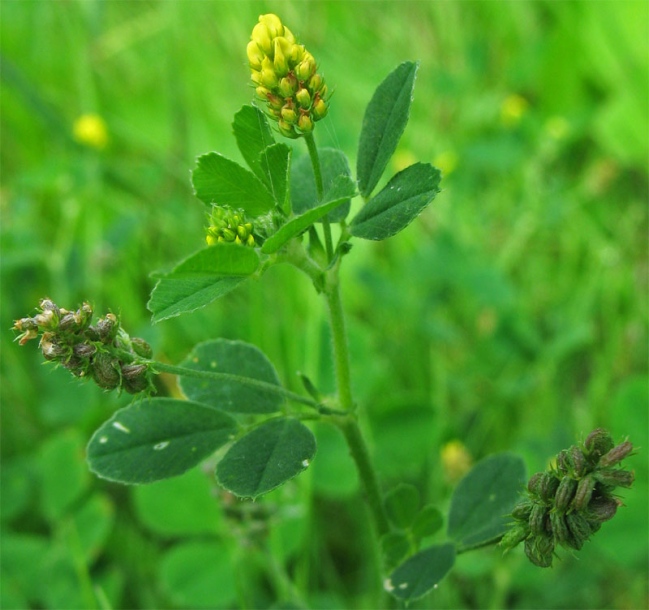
324,271,390,537
304,132,334,261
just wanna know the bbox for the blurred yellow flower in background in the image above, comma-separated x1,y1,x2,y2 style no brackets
73,113,109,149
433,150,459,177
500,94,528,127
441,439,473,483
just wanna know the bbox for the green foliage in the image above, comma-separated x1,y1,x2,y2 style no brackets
159,541,237,608
87,398,239,484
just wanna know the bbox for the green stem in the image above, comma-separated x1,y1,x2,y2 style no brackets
151,361,321,411
304,132,334,261
324,276,354,414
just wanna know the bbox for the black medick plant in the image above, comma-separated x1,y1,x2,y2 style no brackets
14,13,636,605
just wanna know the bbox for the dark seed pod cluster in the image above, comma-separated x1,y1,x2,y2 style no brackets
500,428,635,567
14,299,155,395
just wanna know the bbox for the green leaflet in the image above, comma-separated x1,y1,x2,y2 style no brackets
216,418,316,499
178,339,284,414
357,61,419,198
261,173,356,254
447,452,526,551
259,143,292,213
387,543,456,602
232,105,276,188
350,163,441,241
192,152,275,216
290,148,354,223
87,398,239,485
148,244,259,323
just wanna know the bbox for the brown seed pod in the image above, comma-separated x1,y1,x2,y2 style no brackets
92,352,120,390
586,496,619,523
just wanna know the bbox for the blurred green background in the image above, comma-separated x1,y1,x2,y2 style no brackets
1,1,647,609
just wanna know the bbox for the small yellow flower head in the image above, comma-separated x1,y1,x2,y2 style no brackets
248,14,330,138
206,206,256,247
73,113,109,149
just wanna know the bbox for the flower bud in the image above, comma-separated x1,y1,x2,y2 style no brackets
308,73,324,94
598,441,633,468
297,114,313,134
267,93,284,110
295,56,316,81
260,67,278,89
258,13,284,38
246,41,264,70
255,85,271,100
273,37,291,77
280,106,298,124
251,22,272,55
278,75,297,98
312,98,328,121
295,87,311,109
278,119,298,139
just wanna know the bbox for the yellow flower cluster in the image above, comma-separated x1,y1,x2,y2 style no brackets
206,206,256,247
248,14,329,138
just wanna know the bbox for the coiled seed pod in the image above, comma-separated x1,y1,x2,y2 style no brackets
554,477,578,512
565,512,591,550
524,533,554,568
572,473,595,511
599,441,633,468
